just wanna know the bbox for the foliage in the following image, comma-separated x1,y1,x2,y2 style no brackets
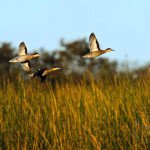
0,75,149,149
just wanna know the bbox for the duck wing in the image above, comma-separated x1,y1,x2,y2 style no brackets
21,61,31,72
89,33,100,52
18,42,28,56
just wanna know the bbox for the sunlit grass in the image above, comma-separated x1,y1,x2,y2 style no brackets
0,75,149,149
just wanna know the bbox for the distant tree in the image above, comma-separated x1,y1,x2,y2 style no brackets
0,43,17,76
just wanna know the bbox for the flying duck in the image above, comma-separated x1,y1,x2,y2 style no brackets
9,42,40,72
82,33,115,58
30,67,61,82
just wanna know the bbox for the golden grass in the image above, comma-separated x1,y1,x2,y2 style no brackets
0,75,149,149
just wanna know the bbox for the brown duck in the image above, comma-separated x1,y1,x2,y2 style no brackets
9,42,40,72
82,33,115,58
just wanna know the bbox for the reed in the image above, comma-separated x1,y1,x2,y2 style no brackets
0,75,149,149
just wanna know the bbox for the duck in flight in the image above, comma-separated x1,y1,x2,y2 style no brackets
9,42,40,72
30,67,61,82
82,33,115,58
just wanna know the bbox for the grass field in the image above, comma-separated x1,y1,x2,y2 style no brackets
0,75,149,149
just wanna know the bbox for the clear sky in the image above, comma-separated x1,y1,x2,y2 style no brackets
0,0,150,67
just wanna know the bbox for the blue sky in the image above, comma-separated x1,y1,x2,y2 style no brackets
0,0,150,67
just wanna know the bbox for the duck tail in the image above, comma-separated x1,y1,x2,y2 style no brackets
9,58,18,63
28,73,34,77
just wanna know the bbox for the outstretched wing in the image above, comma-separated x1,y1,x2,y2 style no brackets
89,33,100,52
18,42,27,56
21,61,31,72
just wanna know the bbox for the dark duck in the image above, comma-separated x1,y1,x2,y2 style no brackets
31,67,61,82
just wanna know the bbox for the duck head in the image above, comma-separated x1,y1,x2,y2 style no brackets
32,53,40,58
105,48,115,52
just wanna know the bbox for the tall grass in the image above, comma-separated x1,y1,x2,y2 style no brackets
0,75,149,149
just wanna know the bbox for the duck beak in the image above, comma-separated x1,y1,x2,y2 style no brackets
112,49,115,51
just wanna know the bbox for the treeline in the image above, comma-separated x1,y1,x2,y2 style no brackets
0,39,149,83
